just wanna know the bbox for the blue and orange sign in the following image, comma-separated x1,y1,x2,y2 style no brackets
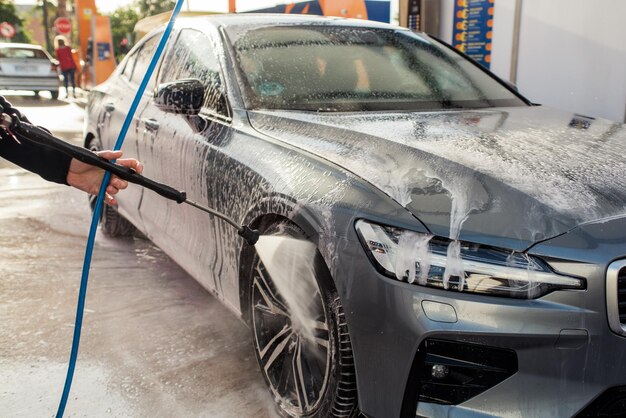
248,0,391,23
452,0,494,68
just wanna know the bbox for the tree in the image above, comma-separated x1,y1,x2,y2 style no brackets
108,5,139,62
38,0,57,52
56,0,68,18
0,1,33,44
107,0,175,61
136,0,176,18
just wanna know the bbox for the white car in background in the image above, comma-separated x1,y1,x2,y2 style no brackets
0,43,60,99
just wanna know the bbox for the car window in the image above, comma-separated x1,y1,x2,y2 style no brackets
121,50,138,80
128,34,161,88
159,29,225,113
0,48,49,60
228,26,526,112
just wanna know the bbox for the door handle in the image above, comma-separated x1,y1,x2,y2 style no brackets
104,102,115,112
142,118,160,131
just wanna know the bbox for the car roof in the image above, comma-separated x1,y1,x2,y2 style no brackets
176,13,407,32
0,42,45,50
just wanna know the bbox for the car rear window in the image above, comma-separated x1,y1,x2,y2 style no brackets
0,47,49,60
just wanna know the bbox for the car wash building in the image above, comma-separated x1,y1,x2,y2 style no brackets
400,0,626,123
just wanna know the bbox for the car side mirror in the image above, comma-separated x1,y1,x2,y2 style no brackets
155,78,205,115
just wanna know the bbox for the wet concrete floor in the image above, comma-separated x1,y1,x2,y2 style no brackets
0,94,278,417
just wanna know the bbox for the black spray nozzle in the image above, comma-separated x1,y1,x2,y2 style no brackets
238,225,260,246
102,161,186,203
1,116,188,204
0,108,256,245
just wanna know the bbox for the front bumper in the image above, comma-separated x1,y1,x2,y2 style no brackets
333,236,626,418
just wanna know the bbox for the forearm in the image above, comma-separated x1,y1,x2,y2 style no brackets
0,131,72,184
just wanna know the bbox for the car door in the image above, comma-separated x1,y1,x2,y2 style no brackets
136,28,233,295
99,33,162,229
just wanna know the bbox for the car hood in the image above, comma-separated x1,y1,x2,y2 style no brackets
248,106,626,251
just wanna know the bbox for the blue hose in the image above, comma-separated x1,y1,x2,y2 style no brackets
55,1,185,416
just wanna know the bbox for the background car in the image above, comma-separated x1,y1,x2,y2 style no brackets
0,42,60,99
85,15,626,418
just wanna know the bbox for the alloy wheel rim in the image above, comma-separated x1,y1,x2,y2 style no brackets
251,259,331,416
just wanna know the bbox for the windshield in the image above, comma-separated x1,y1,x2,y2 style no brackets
228,25,526,112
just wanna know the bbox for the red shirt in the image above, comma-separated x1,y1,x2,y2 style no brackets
55,46,76,71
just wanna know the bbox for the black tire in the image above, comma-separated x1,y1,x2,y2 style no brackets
50,90,59,99
86,136,136,237
249,223,358,418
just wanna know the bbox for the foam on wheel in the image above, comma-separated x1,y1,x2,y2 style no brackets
249,223,358,418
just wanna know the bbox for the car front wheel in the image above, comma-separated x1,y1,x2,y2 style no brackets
249,224,358,417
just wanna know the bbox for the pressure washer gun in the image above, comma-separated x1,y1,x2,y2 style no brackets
0,97,259,245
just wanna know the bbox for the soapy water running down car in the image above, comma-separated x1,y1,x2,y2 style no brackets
84,14,626,418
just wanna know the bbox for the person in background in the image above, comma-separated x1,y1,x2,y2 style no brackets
55,37,77,99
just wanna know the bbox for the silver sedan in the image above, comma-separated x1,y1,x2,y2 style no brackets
0,43,60,99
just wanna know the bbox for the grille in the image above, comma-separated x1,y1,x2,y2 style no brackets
606,261,626,337
619,268,626,325
416,339,517,406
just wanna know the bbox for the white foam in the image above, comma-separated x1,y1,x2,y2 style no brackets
254,235,319,343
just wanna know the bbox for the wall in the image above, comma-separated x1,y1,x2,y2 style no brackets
434,0,626,122
515,0,626,122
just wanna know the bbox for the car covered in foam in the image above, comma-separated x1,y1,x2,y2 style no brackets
84,14,626,418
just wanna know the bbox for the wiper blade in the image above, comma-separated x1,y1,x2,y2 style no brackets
440,99,465,109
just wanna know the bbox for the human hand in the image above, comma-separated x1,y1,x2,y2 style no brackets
66,150,143,206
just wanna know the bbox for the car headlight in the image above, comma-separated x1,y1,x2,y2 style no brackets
355,220,585,299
